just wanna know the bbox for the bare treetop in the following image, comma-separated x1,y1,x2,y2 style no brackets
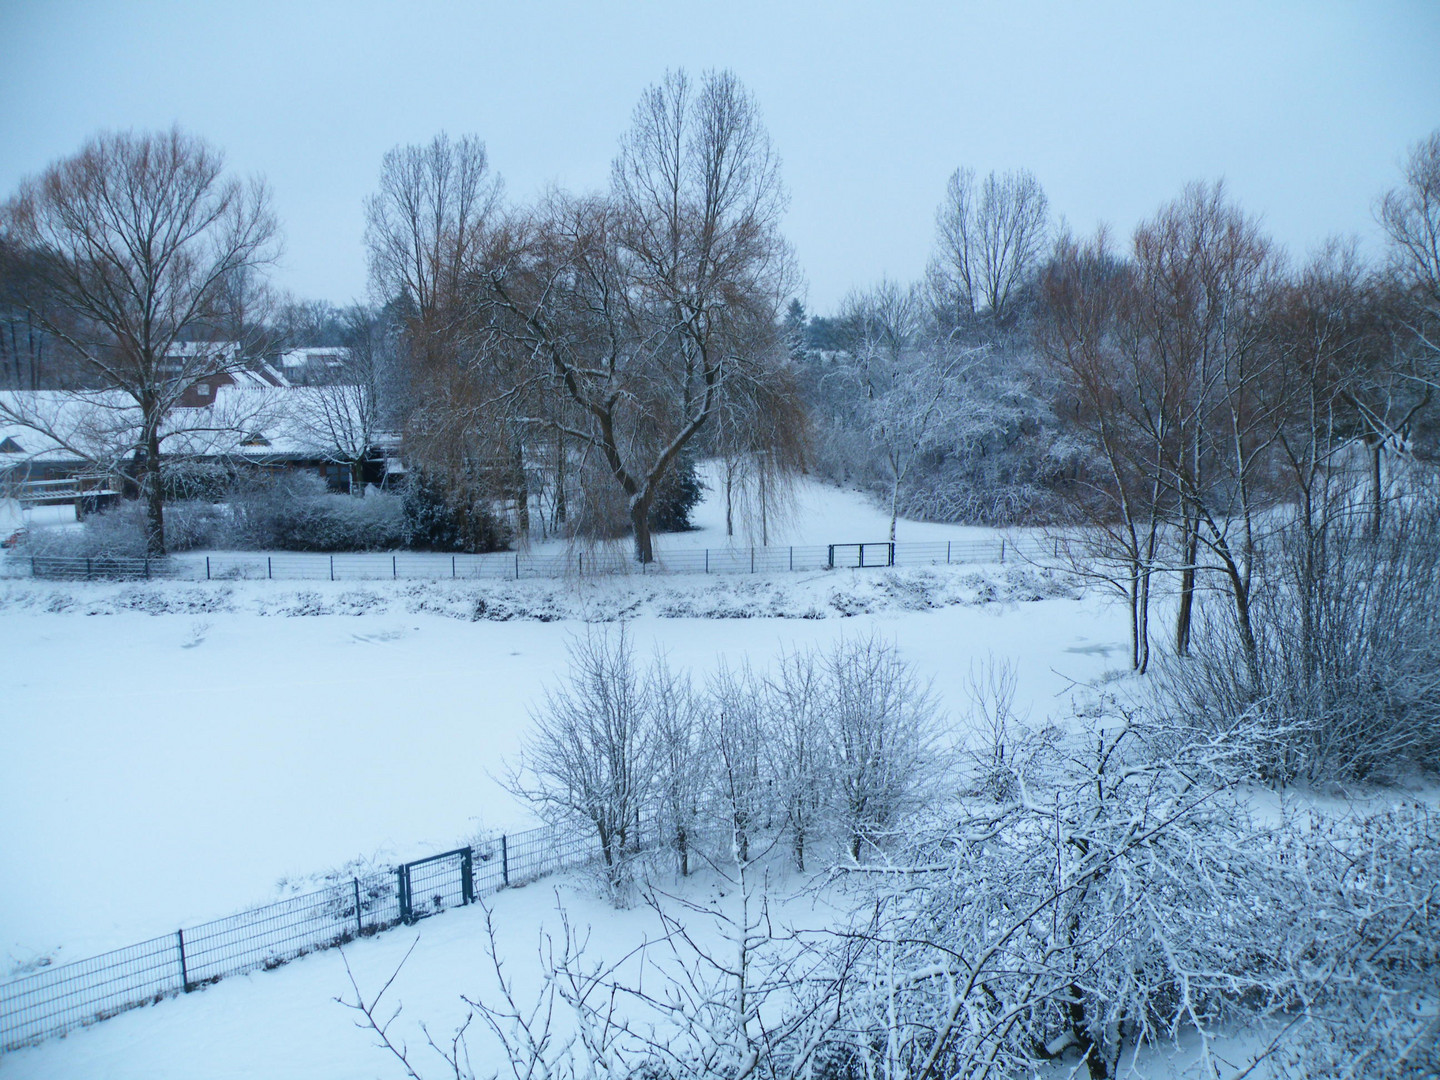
612,68,793,320
364,133,502,321
930,166,1048,325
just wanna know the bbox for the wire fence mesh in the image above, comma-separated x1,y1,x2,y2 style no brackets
6,536,1057,583
0,822,602,1052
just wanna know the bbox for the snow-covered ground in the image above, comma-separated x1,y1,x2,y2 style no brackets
0,476,1136,1077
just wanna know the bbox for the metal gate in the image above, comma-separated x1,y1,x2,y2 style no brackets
396,847,474,924
827,542,895,569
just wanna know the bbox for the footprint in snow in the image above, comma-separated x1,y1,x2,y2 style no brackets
351,629,405,645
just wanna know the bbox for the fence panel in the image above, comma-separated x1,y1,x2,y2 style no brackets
0,828,603,1052
182,870,398,986
0,934,180,1050
503,823,598,886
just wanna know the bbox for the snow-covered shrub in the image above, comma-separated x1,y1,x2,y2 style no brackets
20,500,148,557
1169,486,1440,782
1264,805,1440,1080
225,471,406,552
818,702,1440,1080
162,500,226,550
161,460,231,502
18,497,226,557
400,470,510,553
823,708,1286,1078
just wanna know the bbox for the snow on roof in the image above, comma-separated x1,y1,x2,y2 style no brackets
0,385,390,468
230,363,290,388
280,347,350,369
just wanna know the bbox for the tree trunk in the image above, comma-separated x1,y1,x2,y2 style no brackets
142,425,166,556
1175,515,1198,656
759,466,768,546
513,440,530,541
1369,436,1383,535
724,460,735,537
553,433,566,529
675,824,689,877
630,495,655,564
349,458,365,497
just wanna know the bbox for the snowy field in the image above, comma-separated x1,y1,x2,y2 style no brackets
0,477,1137,1077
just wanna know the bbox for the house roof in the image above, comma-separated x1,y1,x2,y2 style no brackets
0,386,396,470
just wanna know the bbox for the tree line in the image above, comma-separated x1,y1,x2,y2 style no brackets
2,78,1437,614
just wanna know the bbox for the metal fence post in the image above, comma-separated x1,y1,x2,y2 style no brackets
515,552,520,580
1000,539,1006,563
330,555,335,581
353,877,363,937
452,554,456,579
751,547,755,573
946,541,951,565
789,546,794,571
176,929,191,992
392,555,397,580
501,834,509,887
461,847,474,905
397,865,410,924
86,556,92,580
704,549,709,574
206,555,211,580
267,556,272,580
144,556,150,580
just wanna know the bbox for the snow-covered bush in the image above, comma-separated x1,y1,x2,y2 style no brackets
1168,486,1440,782
400,470,510,553
18,497,226,557
225,471,407,552
818,702,1440,1080
20,500,149,558
360,694,1440,1080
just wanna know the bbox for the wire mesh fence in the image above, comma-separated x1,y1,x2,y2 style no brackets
0,822,602,1052
6,536,1057,583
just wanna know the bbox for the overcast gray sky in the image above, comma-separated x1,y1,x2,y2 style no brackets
2,1,1437,314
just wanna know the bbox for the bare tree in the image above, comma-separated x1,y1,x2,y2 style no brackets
507,627,652,889
824,635,943,861
1127,181,1280,671
704,662,772,865
481,69,802,563
1037,229,1168,672
1379,130,1440,327
648,654,706,877
765,647,832,871
1370,129,1440,519
929,167,1049,326
0,127,278,553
